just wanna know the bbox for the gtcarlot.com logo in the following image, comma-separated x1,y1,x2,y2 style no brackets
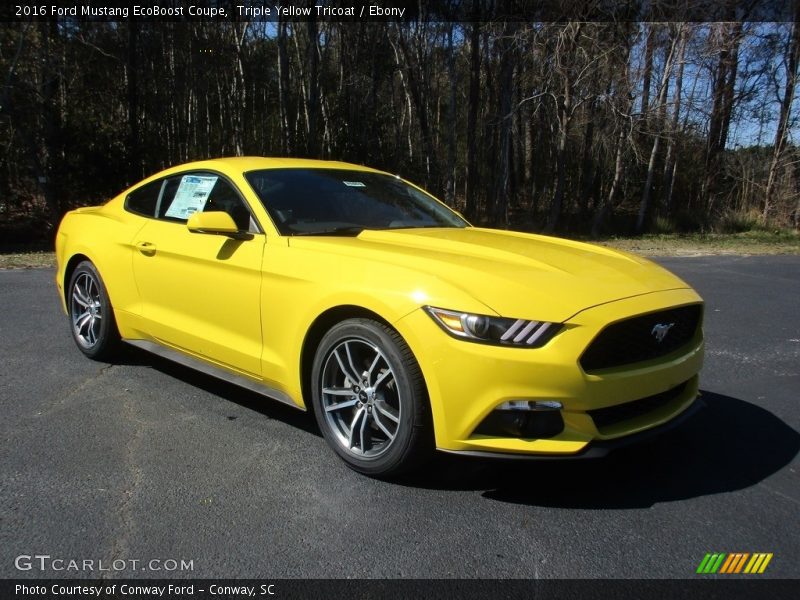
696,552,773,574
15,554,194,573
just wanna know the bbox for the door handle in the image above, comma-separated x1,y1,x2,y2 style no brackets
135,241,157,256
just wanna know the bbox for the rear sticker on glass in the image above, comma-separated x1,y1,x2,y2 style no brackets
342,180,366,187
164,175,218,219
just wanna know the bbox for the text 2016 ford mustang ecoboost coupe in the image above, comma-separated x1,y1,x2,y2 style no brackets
56,157,704,476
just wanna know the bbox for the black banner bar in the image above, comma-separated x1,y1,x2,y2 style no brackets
2,579,799,600
1,0,798,23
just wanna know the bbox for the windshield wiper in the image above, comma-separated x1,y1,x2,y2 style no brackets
291,226,365,237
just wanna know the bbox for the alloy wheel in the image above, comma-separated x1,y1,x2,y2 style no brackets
319,337,402,458
70,272,103,348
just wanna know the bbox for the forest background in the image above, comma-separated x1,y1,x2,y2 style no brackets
1,1,799,249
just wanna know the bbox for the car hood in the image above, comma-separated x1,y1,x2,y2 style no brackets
290,227,692,322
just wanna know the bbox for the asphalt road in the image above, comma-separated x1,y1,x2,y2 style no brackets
1,257,798,579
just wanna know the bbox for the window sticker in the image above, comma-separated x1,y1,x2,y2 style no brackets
342,180,366,187
164,175,218,219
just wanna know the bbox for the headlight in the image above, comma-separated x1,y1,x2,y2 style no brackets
424,306,561,348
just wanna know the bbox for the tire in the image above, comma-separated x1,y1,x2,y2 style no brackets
310,318,433,477
67,260,121,361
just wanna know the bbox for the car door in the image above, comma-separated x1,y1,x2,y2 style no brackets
131,171,265,377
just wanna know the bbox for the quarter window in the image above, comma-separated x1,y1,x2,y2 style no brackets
124,180,163,217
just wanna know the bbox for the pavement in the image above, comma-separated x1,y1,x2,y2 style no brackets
0,256,798,579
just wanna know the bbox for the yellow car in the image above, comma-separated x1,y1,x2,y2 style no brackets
56,157,704,476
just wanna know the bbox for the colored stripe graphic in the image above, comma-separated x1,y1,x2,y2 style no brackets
699,553,773,574
734,553,749,573
696,554,712,574
719,554,736,573
721,553,749,573
710,553,726,573
744,555,757,573
701,554,721,574
745,553,773,574
758,553,773,573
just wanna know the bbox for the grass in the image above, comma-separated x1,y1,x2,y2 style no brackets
596,230,800,256
0,231,798,269
0,251,57,269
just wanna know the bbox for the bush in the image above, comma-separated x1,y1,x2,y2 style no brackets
671,209,707,233
713,210,769,234
652,216,677,234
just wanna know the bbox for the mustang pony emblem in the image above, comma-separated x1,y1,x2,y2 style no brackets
651,322,675,343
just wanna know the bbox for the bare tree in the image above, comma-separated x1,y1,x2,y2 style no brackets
492,22,518,226
636,24,681,233
444,22,458,206
277,18,293,155
661,24,689,217
764,14,800,221
305,16,320,157
465,16,481,220
1,17,798,239
544,22,584,232
703,22,743,209
592,35,637,237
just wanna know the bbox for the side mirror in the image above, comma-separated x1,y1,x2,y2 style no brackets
187,211,239,235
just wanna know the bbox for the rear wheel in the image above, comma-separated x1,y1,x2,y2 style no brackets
67,260,121,361
311,318,432,477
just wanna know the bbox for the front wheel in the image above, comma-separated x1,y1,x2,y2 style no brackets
310,318,432,477
67,260,121,361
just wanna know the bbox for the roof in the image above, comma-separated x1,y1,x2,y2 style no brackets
181,156,383,173
125,156,392,197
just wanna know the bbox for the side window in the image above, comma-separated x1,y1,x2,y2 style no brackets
124,180,163,217
157,172,255,231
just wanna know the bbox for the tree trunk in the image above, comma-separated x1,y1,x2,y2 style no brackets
764,15,800,220
126,20,140,183
544,23,584,233
277,19,293,155
592,34,636,238
306,16,320,157
545,76,571,233
662,25,687,217
492,23,517,226
444,23,457,206
388,32,415,164
637,26,679,233
395,23,436,187
37,20,62,223
465,17,481,220
703,23,742,208
592,124,627,238
718,23,743,156
641,24,655,121
231,22,249,156
578,100,596,220
290,25,310,153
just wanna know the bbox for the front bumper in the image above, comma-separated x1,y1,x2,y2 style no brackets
394,287,704,456
440,395,705,460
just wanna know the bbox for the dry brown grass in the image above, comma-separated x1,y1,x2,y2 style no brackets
0,251,56,269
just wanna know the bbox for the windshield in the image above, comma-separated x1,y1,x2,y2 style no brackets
244,168,468,236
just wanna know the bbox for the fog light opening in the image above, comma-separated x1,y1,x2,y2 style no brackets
474,400,565,439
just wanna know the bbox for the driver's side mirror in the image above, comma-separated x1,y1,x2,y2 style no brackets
187,211,240,236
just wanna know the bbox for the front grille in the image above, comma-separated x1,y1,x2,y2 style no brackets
588,381,688,430
580,304,702,372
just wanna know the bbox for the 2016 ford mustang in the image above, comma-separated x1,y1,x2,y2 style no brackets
55,157,704,476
